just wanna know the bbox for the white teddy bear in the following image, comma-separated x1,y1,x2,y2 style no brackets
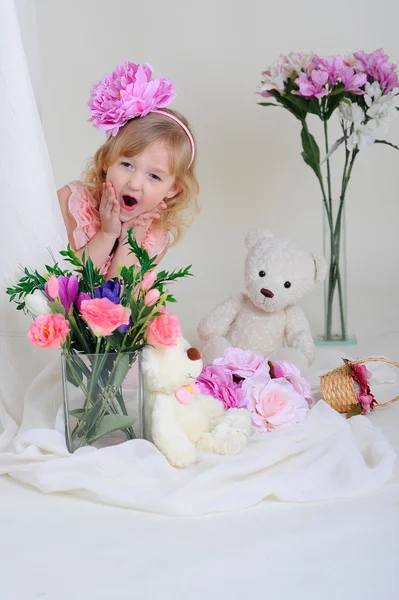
141,336,252,468
198,229,327,370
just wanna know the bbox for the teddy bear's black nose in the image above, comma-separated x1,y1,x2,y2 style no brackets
261,288,274,298
187,347,201,361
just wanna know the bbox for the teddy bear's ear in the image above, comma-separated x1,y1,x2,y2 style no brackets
312,253,328,284
245,228,273,250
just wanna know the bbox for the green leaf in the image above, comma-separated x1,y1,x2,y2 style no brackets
48,299,66,315
374,139,399,151
65,361,83,387
86,414,135,444
346,404,363,419
301,124,321,177
321,136,345,164
108,354,132,387
69,408,86,418
106,334,122,352
258,102,282,108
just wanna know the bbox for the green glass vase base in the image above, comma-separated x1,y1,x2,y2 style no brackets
314,333,357,347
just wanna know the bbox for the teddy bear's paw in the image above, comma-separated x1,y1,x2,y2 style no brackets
214,428,248,455
163,437,198,469
196,432,214,453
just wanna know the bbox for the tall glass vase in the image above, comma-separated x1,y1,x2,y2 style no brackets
316,198,356,345
61,351,144,452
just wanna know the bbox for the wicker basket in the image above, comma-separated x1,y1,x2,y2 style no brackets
320,357,399,414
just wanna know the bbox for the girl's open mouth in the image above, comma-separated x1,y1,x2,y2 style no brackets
121,195,138,211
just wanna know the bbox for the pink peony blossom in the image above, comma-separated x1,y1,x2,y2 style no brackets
295,70,329,99
196,365,247,409
271,360,312,404
28,313,70,348
146,307,181,347
243,373,309,432
214,347,267,379
141,270,157,291
144,288,160,306
88,62,176,136
80,298,130,337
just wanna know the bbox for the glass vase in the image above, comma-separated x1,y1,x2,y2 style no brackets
316,198,356,345
61,351,143,452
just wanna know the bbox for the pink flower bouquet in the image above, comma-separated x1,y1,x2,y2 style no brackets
7,233,191,450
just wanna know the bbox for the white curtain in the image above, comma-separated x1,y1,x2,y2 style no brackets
0,0,66,438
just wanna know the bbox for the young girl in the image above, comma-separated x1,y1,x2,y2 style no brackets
58,62,199,278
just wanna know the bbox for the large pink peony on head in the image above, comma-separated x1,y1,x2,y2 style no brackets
88,62,176,136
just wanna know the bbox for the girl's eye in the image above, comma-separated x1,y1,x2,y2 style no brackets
150,173,161,181
121,161,132,168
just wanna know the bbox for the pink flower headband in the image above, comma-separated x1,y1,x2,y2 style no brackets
88,62,195,167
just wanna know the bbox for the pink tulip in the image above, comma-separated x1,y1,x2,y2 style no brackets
141,270,157,291
144,288,160,306
46,275,59,300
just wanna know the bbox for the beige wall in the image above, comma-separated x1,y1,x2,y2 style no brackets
33,0,399,344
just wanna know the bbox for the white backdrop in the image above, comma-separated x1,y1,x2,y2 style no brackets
32,0,399,345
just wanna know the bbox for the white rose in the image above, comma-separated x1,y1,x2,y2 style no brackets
25,290,51,317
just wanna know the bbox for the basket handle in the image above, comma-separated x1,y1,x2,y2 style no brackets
350,357,399,408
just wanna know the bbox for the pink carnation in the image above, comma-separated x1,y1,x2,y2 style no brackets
214,347,266,378
28,313,70,349
196,365,247,409
242,371,309,432
146,307,181,347
88,62,176,136
80,298,130,337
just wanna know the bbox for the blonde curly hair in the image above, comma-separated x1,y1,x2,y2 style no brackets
83,109,199,245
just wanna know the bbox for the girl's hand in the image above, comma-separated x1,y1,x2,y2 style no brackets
99,182,121,238
120,200,167,241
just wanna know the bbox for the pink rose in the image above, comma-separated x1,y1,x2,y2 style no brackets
271,360,312,404
80,298,130,337
28,313,70,348
141,270,157,291
146,308,181,347
243,372,309,432
144,288,160,306
214,347,266,378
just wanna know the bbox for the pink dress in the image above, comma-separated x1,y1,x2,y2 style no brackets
66,181,168,276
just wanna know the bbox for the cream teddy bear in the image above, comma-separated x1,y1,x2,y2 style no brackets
141,336,252,468
198,229,327,369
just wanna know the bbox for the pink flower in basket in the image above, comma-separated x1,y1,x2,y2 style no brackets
80,298,130,337
28,313,70,348
242,370,309,432
146,307,181,347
